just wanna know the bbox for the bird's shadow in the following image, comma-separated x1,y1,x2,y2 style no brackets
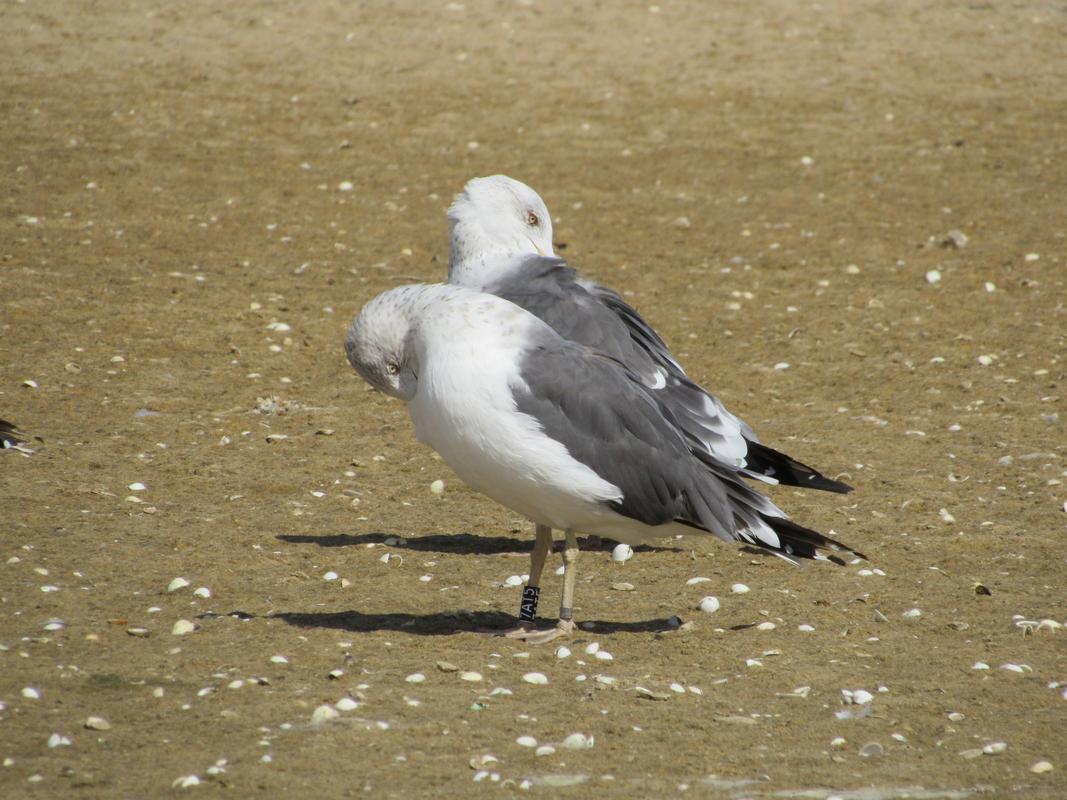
270,609,682,637
276,531,675,556
270,531,681,637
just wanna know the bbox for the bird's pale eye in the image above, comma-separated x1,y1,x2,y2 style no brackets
385,360,400,375
526,211,539,226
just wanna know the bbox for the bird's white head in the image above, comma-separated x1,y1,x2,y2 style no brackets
447,175,555,288
344,286,424,402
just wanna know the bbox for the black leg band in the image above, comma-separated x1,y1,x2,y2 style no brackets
519,586,540,622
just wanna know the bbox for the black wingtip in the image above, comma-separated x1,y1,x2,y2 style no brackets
761,514,866,564
745,442,853,494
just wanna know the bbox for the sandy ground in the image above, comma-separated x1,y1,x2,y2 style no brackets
2,1,1066,797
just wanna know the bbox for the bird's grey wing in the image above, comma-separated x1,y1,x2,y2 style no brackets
585,281,851,492
489,260,756,466
583,281,684,374
490,257,851,493
511,338,861,562
511,335,745,534
486,258,664,380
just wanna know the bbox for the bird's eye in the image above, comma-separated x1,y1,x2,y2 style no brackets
386,361,400,375
526,211,539,226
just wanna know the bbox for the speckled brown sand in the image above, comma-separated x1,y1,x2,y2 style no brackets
2,1,1066,797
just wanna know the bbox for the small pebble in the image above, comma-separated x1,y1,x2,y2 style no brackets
756,621,776,631
686,577,711,585
503,575,524,587
523,672,549,685
948,712,965,722
167,577,190,592
535,745,556,757
555,646,571,660
405,673,426,683
323,571,339,581
516,736,538,748
584,642,600,655
611,544,633,563
926,269,942,285
171,620,196,636
983,741,1007,755
430,479,445,495
730,583,750,594
972,661,990,670
902,608,922,619
669,683,686,694
852,689,874,705
459,671,483,682
84,716,111,731
173,775,201,789
47,733,72,748
698,596,721,614
328,669,344,680
436,661,458,672
594,650,614,661
798,624,815,632
128,482,146,491
335,697,359,711
1031,761,1054,774
193,587,211,599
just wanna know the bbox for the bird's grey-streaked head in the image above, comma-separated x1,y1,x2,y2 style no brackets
447,175,555,286
344,288,422,401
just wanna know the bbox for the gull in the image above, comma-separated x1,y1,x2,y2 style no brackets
345,283,863,642
447,174,852,492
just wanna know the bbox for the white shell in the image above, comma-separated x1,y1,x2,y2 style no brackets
311,704,340,724
522,672,549,685
171,620,196,636
167,577,190,592
852,690,874,705
698,596,720,614
611,543,633,562
561,733,594,749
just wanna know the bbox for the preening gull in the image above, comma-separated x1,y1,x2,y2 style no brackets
345,283,863,642
447,174,852,492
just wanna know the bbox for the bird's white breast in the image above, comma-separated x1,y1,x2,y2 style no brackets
407,298,622,530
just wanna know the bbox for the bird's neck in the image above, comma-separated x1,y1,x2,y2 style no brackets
448,219,532,290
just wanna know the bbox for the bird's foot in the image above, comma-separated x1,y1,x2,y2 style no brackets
489,619,575,644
